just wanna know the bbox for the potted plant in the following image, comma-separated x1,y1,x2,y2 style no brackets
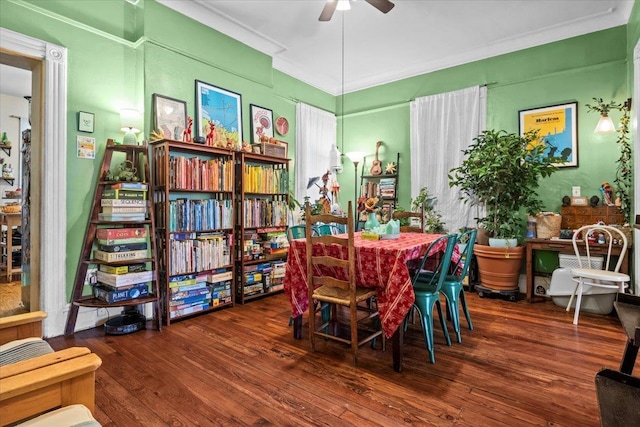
411,186,447,233
448,129,561,291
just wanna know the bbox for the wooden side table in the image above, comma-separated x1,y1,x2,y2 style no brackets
0,213,21,281
525,238,631,302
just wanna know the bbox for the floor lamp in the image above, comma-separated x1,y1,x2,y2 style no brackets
345,151,366,220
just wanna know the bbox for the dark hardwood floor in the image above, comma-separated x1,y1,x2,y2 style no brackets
48,291,633,426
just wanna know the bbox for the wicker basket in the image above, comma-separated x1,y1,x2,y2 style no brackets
536,214,562,239
2,204,21,214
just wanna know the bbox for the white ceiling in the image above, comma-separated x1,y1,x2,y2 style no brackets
157,0,634,95
1,1,634,97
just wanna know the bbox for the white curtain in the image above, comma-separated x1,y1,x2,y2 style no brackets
295,103,337,214
409,85,487,233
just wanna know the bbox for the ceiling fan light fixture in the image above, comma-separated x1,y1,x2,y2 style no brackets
336,0,351,11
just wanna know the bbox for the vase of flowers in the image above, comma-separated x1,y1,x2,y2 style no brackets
358,196,382,229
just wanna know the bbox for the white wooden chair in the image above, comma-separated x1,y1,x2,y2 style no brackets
567,225,630,325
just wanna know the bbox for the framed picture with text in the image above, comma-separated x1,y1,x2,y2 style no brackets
195,80,242,148
518,102,578,167
78,111,94,133
249,104,274,144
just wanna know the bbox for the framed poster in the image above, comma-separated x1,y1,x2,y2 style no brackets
249,104,274,144
195,80,242,148
519,102,578,167
152,94,187,140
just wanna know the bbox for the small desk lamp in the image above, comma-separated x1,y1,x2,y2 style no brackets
120,109,141,145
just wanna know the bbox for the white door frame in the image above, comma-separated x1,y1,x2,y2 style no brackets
0,27,68,336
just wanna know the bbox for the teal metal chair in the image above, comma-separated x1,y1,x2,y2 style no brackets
409,234,457,363
312,224,333,236
287,225,306,241
440,229,477,343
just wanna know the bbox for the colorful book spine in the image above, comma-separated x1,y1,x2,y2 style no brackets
99,263,147,274
109,182,148,190
97,242,148,252
102,189,146,200
96,270,153,287
93,283,149,303
101,199,147,206
93,249,148,262
98,213,146,221
96,227,147,240
97,237,147,246
101,206,147,214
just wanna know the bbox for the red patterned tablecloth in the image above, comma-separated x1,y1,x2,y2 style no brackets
284,232,458,339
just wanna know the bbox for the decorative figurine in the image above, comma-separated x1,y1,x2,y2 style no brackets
562,195,571,207
385,161,397,175
182,116,193,143
600,181,614,206
590,195,600,207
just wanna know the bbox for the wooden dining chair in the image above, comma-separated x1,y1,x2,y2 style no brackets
305,201,383,365
408,233,458,363
393,207,424,233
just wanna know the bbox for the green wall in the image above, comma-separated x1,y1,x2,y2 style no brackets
0,0,637,305
339,26,630,218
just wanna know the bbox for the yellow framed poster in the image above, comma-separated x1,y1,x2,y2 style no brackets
519,102,578,167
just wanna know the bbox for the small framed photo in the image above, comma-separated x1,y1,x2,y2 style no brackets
571,196,588,206
153,93,187,140
249,104,274,144
78,111,94,133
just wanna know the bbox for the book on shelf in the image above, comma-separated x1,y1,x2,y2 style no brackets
96,227,147,240
99,263,147,275
109,182,149,191
98,213,146,222
170,282,207,293
96,269,153,287
101,206,147,214
93,249,148,262
97,237,147,246
93,282,149,304
169,302,209,319
102,189,146,200
101,198,147,207
97,242,148,253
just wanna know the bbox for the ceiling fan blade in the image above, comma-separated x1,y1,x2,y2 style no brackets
365,0,395,14
319,1,338,21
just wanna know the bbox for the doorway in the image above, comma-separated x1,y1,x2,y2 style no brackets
0,27,68,337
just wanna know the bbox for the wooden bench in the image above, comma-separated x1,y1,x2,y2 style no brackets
613,293,640,375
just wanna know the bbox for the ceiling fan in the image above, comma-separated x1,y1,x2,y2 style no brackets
319,0,395,22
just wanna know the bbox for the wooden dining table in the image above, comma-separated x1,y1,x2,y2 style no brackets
284,232,459,372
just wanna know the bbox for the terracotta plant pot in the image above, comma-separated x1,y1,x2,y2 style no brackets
473,244,525,291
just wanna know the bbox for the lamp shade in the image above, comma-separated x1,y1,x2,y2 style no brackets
345,151,366,164
120,108,141,133
594,115,616,134
329,143,341,170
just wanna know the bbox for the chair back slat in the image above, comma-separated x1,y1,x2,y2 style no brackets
572,224,628,272
454,229,478,278
393,208,424,233
306,201,355,301
412,234,458,292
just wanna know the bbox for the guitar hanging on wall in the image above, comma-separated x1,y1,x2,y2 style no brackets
370,141,383,176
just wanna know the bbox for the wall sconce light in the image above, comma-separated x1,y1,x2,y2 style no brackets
594,114,616,134
120,108,141,145
329,143,343,174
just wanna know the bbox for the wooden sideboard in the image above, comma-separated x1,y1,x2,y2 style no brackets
560,205,624,229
